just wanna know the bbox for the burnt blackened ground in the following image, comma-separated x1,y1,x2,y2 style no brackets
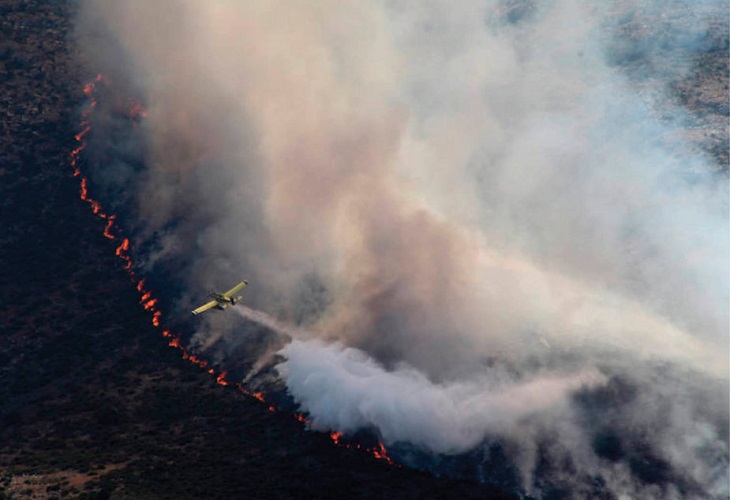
0,1,516,498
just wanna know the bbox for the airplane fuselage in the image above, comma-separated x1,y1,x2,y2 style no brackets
192,280,248,315
209,292,234,303
208,292,241,310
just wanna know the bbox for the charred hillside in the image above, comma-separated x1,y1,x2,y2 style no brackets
1,0,727,499
0,2,515,499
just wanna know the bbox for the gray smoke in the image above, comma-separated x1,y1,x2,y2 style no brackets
77,0,728,497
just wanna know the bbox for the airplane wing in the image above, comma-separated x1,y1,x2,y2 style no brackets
192,300,218,315
222,280,248,298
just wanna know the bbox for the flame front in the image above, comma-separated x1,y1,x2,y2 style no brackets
216,371,229,386
103,215,116,239
329,432,343,445
323,429,394,464
71,75,397,468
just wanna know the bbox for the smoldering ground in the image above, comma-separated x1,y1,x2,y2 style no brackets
76,0,728,497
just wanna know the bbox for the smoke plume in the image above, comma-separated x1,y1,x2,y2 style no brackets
77,0,728,497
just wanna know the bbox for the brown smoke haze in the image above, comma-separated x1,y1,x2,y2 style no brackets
77,0,728,497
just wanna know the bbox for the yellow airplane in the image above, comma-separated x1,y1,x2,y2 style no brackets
192,280,249,315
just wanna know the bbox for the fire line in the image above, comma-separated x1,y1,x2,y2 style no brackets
71,75,395,466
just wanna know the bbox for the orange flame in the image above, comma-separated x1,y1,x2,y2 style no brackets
370,442,394,464
69,142,86,176
326,431,395,464
115,238,129,256
238,389,276,412
216,371,229,386
114,238,133,270
103,215,116,239
142,298,158,311
183,352,209,369
74,125,91,142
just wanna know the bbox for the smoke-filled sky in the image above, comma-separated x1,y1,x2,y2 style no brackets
78,0,728,497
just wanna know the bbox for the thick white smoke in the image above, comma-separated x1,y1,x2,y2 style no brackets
77,0,728,497
277,339,608,454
